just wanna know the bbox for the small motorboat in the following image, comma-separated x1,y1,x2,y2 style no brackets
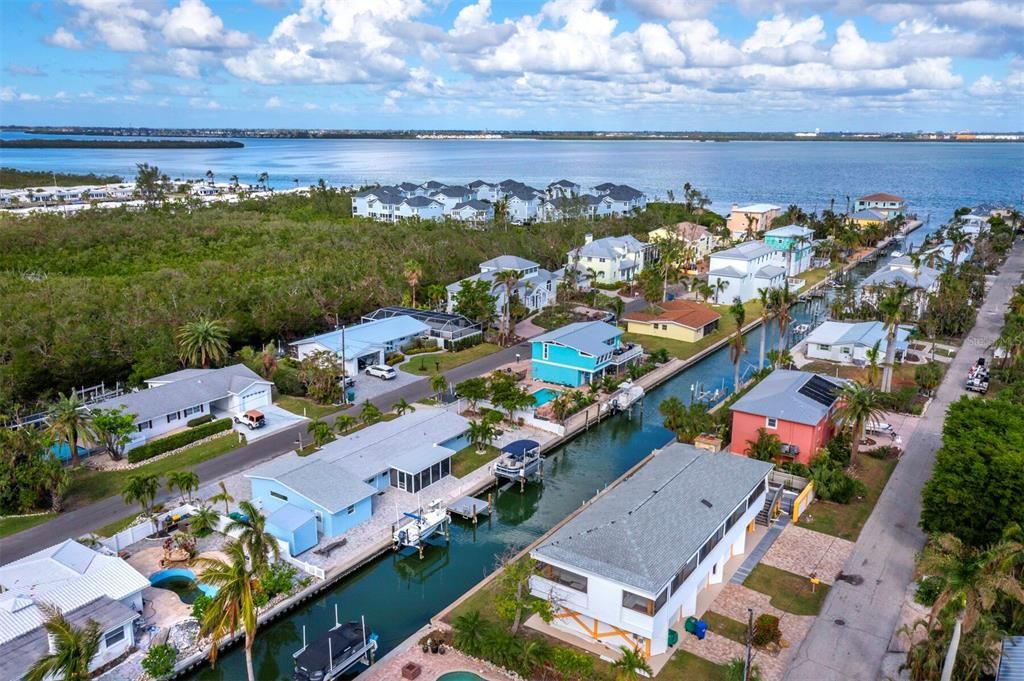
392,499,450,557
293,612,377,681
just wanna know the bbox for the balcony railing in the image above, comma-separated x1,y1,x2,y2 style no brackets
609,343,643,365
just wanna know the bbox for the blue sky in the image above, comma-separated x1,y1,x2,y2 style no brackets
1,0,1022,131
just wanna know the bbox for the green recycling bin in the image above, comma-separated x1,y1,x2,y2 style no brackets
684,616,697,634
668,628,679,647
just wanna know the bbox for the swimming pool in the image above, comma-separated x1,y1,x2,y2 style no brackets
530,388,561,407
50,442,89,462
149,568,218,604
436,673,486,681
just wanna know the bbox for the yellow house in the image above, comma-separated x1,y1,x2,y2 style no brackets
848,208,887,227
623,300,721,343
648,222,718,272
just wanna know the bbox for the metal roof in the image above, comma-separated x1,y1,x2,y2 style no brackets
480,255,540,271
729,369,845,425
533,444,772,594
764,224,814,239
998,637,1024,681
755,264,787,279
531,321,623,358
574,234,646,259
267,503,317,533
860,261,939,291
850,208,886,221
734,203,780,213
389,444,454,474
803,321,911,349
712,240,774,262
289,316,431,357
248,458,376,514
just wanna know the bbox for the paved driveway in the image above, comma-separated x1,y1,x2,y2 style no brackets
226,404,305,442
350,367,421,404
784,241,1024,681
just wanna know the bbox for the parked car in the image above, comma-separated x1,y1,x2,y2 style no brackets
865,421,893,436
234,410,266,430
339,375,355,388
365,365,397,380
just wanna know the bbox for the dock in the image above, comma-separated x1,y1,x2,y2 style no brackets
447,494,492,522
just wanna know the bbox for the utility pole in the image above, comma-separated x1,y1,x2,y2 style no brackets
744,607,754,681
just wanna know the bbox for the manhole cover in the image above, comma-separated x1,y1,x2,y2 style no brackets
834,619,846,626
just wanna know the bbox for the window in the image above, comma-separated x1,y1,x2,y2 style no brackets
542,343,549,360
270,490,288,502
622,590,655,615
103,626,126,649
137,420,152,432
184,404,203,417
766,417,778,429
166,411,180,424
818,344,831,351
747,479,767,509
346,505,355,515
536,560,588,593
661,324,669,331
699,524,726,563
727,503,746,531
671,555,698,594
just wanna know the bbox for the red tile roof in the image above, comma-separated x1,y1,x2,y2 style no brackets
858,192,904,202
623,300,721,329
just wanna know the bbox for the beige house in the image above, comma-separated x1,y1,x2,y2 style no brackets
648,222,718,272
623,300,721,343
567,233,649,284
726,203,781,240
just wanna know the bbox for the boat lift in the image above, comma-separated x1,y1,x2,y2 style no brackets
392,499,450,559
293,604,377,681
491,439,542,492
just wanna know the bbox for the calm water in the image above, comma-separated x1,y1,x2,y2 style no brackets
185,261,870,680
2,134,1021,221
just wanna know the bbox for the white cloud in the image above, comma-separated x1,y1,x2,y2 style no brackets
0,87,15,102
189,97,222,109
265,95,282,108
163,0,250,49
742,14,826,53
829,20,889,69
93,18,148,51
130,78,153,92
46,27,84,49
623,0,717,20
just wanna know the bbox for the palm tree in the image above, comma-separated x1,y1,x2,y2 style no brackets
189,505,220,536
606,296,626,324
334,413,356,433
834,382,887,466
653,235,683,302
176,318,230,368
467,419,497,453
403,259,423,307
728,299,747,393
307,418,332,447
492,269,522,345
659,397,711,444
225,500,281,575
205,169,214,186
209,480,235,515
167,470,200,503
712,278,728,304
746,428,784,464
879,284,909,392
48,392,95,467
257,171,269,190
25,603,101,681
610,645,652,681
765,348,794,370
431,373,448,400
768,285,797,354
196,541,260,681
451,610,491,656
865,339,883,388
757,287,771,369
121,473,161,517
360,400,382,425
518,639,551,677
229,174,240,190
392,398,414,415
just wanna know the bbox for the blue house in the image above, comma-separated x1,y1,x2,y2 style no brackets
531,321,643,387
763,224,814,276
246,457,377,555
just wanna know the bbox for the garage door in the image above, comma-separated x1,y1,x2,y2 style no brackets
239,388,270,413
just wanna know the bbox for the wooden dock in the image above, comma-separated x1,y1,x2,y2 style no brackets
448,495,492,521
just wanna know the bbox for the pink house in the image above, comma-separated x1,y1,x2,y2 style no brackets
729,370,844,465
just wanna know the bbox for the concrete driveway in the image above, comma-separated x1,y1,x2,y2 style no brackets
350,367,421,404
227,404,306,442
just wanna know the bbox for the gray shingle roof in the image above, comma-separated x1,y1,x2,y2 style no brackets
247,458,376,513
534,444,772,594
729,369,845,425
713,240,774,261
755,264,787,279
403,196,441,208
454,200,491,211
432,186,470,198
481,255,539,271
531,320,622,358
575,234,646,259
606,185,644,201
860,260,939,290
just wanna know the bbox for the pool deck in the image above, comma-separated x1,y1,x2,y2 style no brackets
359,643,516,681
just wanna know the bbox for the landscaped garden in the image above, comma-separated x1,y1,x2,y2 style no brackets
400,342,502,375
798,453,898,541
743,563,830,616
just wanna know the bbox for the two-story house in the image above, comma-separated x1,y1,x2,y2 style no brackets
429,186,474,212
729,370,845,465
351,186,404,221
529,443,773,658
599,184,647,215
763,224,815,276
445,255,562,317
395,195,445,221
853,192,906,219
449,200,494,223
530,320,642,387
468,180,499,202
567,234,649,284
648,222,719,272
857,256,941,318
707,241,787,303
726,203,781,240
507,187,544,223
547,179,582,198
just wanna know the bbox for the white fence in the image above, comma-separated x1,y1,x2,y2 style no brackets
97,520,158,552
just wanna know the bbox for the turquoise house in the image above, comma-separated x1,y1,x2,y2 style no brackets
531,321,642,387
266,503,319,556
763,224,814,276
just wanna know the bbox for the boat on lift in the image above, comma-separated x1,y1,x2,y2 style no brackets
293,608,377,681
791,323,812,337
492,439,542,490
392,499,450,557
610,381,644,412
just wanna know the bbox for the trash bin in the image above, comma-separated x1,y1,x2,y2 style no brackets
684,616,697,634
667,629,679,647
694,619,708,641
346,389,356,402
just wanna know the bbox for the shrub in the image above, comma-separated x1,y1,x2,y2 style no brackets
273,362,306,396
650,348,671,364
260,562,297,598
864,445,898,460
449,334,483,352
877,386,919,414
809,456,866,504
779,461,810,477
253,590,270,608
385,353,405,366
127,418,232,463
825,429,852,467
752,613,781,647
914,576,943,607
141,643,177,680
190,592,212,621
186,413,215,427
549,646,595,681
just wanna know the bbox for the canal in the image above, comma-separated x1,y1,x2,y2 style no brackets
183,254,901,680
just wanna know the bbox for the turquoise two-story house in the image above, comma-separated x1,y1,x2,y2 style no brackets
531,321,642,387
763,224,815,276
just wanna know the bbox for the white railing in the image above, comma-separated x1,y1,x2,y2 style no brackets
610,344,644,365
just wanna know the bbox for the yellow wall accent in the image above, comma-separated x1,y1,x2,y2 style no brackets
791,481,816,523
624,319,703,343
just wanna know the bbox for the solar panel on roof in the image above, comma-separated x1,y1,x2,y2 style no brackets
798,375,839,407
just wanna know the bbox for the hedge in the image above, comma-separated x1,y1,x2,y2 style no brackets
186,414,215,427
128,418,233,463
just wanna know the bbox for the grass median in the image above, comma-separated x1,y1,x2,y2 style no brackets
401,343,502,375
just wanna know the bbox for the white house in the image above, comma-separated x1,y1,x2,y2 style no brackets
395,196,445,221
530,443,772,658
801,321,911,365
0,540,150,680
446,255,562,316
351,187,404,221
853,192,906,219
468,180,499,202
858,256,941,317
763,224,815,276
449,200,494,223
567,233,649,283
707,241,787,303
598,184,647,215
547,179,582,198
291,315,433,376
429,186,474,212
507,187,544,223
90,364,273,451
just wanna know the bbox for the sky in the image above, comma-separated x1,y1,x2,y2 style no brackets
0,0,1022,131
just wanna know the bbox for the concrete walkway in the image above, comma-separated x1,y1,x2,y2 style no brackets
784,241,1024,681
731,516,789,585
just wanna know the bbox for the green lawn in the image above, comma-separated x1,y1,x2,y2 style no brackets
623,325,726,362
702,611,748,644
94,513,141,537
452,444,501,478
658,650,730,681
795,266,834,292
799,455,898,541
65,434,242,508
274,394,338,420
401,343,502,375
0,513,56,539
744,564,830,616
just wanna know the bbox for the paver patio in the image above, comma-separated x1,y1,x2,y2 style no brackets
360,644,516,681
760,525,855,585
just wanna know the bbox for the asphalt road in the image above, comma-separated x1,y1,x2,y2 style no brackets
0,340,532,563
784,241,1023,681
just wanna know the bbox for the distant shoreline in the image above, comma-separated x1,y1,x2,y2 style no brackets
0,139,245,149
1,126,1020,143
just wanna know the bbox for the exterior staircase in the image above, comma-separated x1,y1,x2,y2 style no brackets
756,484,785,526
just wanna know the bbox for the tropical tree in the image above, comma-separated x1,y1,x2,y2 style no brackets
726,658,763,681
834,382,887,466
334,413,356,433
766,348,794,370
712,278,729,304
455,377,489,412
167,470,200,503
189,505,220,536
518,639,552,678
879,283,910,392
865,339,883,388
225,500,281,575
467,419,497,453
757,286,771,369
176,318,230,368
495,554,553,635
425,283,446,309
196,541,260,681
728,299,747,393
610,646,652,681
767,285,797,354
451,609,491,656
652,235,684,302
431,373,449,400
392,397,414,415
298,350,344,405
659,397,712,443
209,480,235,515
745,428,784,464
360,400,382,425
492,269,522,345
122,473,161,517
257,171,269,190
606,295,626,324
90,407,135,461
25,603,101,681
307,418,332,447
48,392,95,467
403,259,423,308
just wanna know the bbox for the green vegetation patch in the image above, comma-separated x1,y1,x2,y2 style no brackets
800,455,897,541
0,167,123,188
452,444,501,478
0,513,56,539
744,564,830,616
401,343,501,375
702,611,748,644
275,395,338,420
